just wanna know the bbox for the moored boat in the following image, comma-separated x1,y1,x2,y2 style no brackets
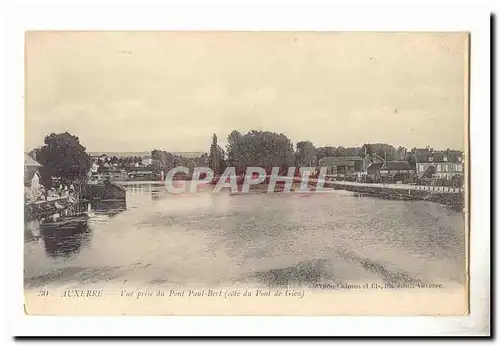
41,213,90,230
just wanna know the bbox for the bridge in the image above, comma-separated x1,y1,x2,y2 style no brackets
113,180,164,186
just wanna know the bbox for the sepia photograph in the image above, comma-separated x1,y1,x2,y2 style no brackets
23,31,470,316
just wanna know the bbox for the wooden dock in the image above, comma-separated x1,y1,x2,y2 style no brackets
24,196,90,222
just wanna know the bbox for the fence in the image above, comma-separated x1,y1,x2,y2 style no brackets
414,185,464,193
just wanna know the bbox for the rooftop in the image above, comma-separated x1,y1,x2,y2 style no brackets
367,162,384,172
411,148,463,163
381,161,412,171
318,156,364,165
24,153,42,167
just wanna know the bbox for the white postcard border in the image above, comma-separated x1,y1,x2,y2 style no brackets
2,0,491,337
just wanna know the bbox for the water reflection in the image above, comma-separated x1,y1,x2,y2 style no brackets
36,201,127,259
24,183,466,288
151,191,161,201
24,220,41,243
92,201,127,217
41,225,92,259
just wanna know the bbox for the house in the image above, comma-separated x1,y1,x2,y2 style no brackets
90,162,99,174
25,153,43,199
318,156,369,176
380,161,414,174
416,159,463,180
414,149,464,180
90,168,128,183
412,147,434,163
128,170,154,181
91,154,108,164
380,161,414,182
366,162,384,182
24,153,42,185
87,161,100,179
141,156,153,167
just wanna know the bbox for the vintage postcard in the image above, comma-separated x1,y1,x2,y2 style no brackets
24,31,469,316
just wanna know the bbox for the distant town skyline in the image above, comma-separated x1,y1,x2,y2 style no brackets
25,32,468,153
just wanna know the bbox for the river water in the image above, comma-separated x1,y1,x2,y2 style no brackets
24,182,465,290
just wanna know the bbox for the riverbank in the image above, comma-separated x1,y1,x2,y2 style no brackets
112,179,465,211
324,180,465,212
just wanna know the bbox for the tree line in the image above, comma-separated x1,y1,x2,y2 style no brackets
99,156,144,166
203,130,463,176
27,131,463,189
150,150,209,173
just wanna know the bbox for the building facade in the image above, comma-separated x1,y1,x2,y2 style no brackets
24,153,43,201
141,156,153,166
318,156,369,176
413,147,464,180
380,161,414,182
24,153,42,185
416,161,464,179
380,161,414,175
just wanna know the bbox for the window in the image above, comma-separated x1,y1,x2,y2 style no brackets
419,165,425,173
458,165,463,172
436,164,441,172
443,164,448,172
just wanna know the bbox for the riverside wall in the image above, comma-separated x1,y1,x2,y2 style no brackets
327,181,465,211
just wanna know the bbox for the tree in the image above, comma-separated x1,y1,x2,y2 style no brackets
226,130,295,174
217,148,227,174
295,141,316,166
407,151,417,170
36,132,92,187
335,146,347,157
208,134,221,174
151,150,177,173
196,153,209,167
369,143,397,161
316,146,336,160
344,147,359,157
151,150,163,172
226,130,244,174
360,144,373,159
396,146,408,161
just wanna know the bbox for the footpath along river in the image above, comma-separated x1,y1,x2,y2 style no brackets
24,182,465,291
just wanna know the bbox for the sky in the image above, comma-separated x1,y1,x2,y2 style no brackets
25,31,468,153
